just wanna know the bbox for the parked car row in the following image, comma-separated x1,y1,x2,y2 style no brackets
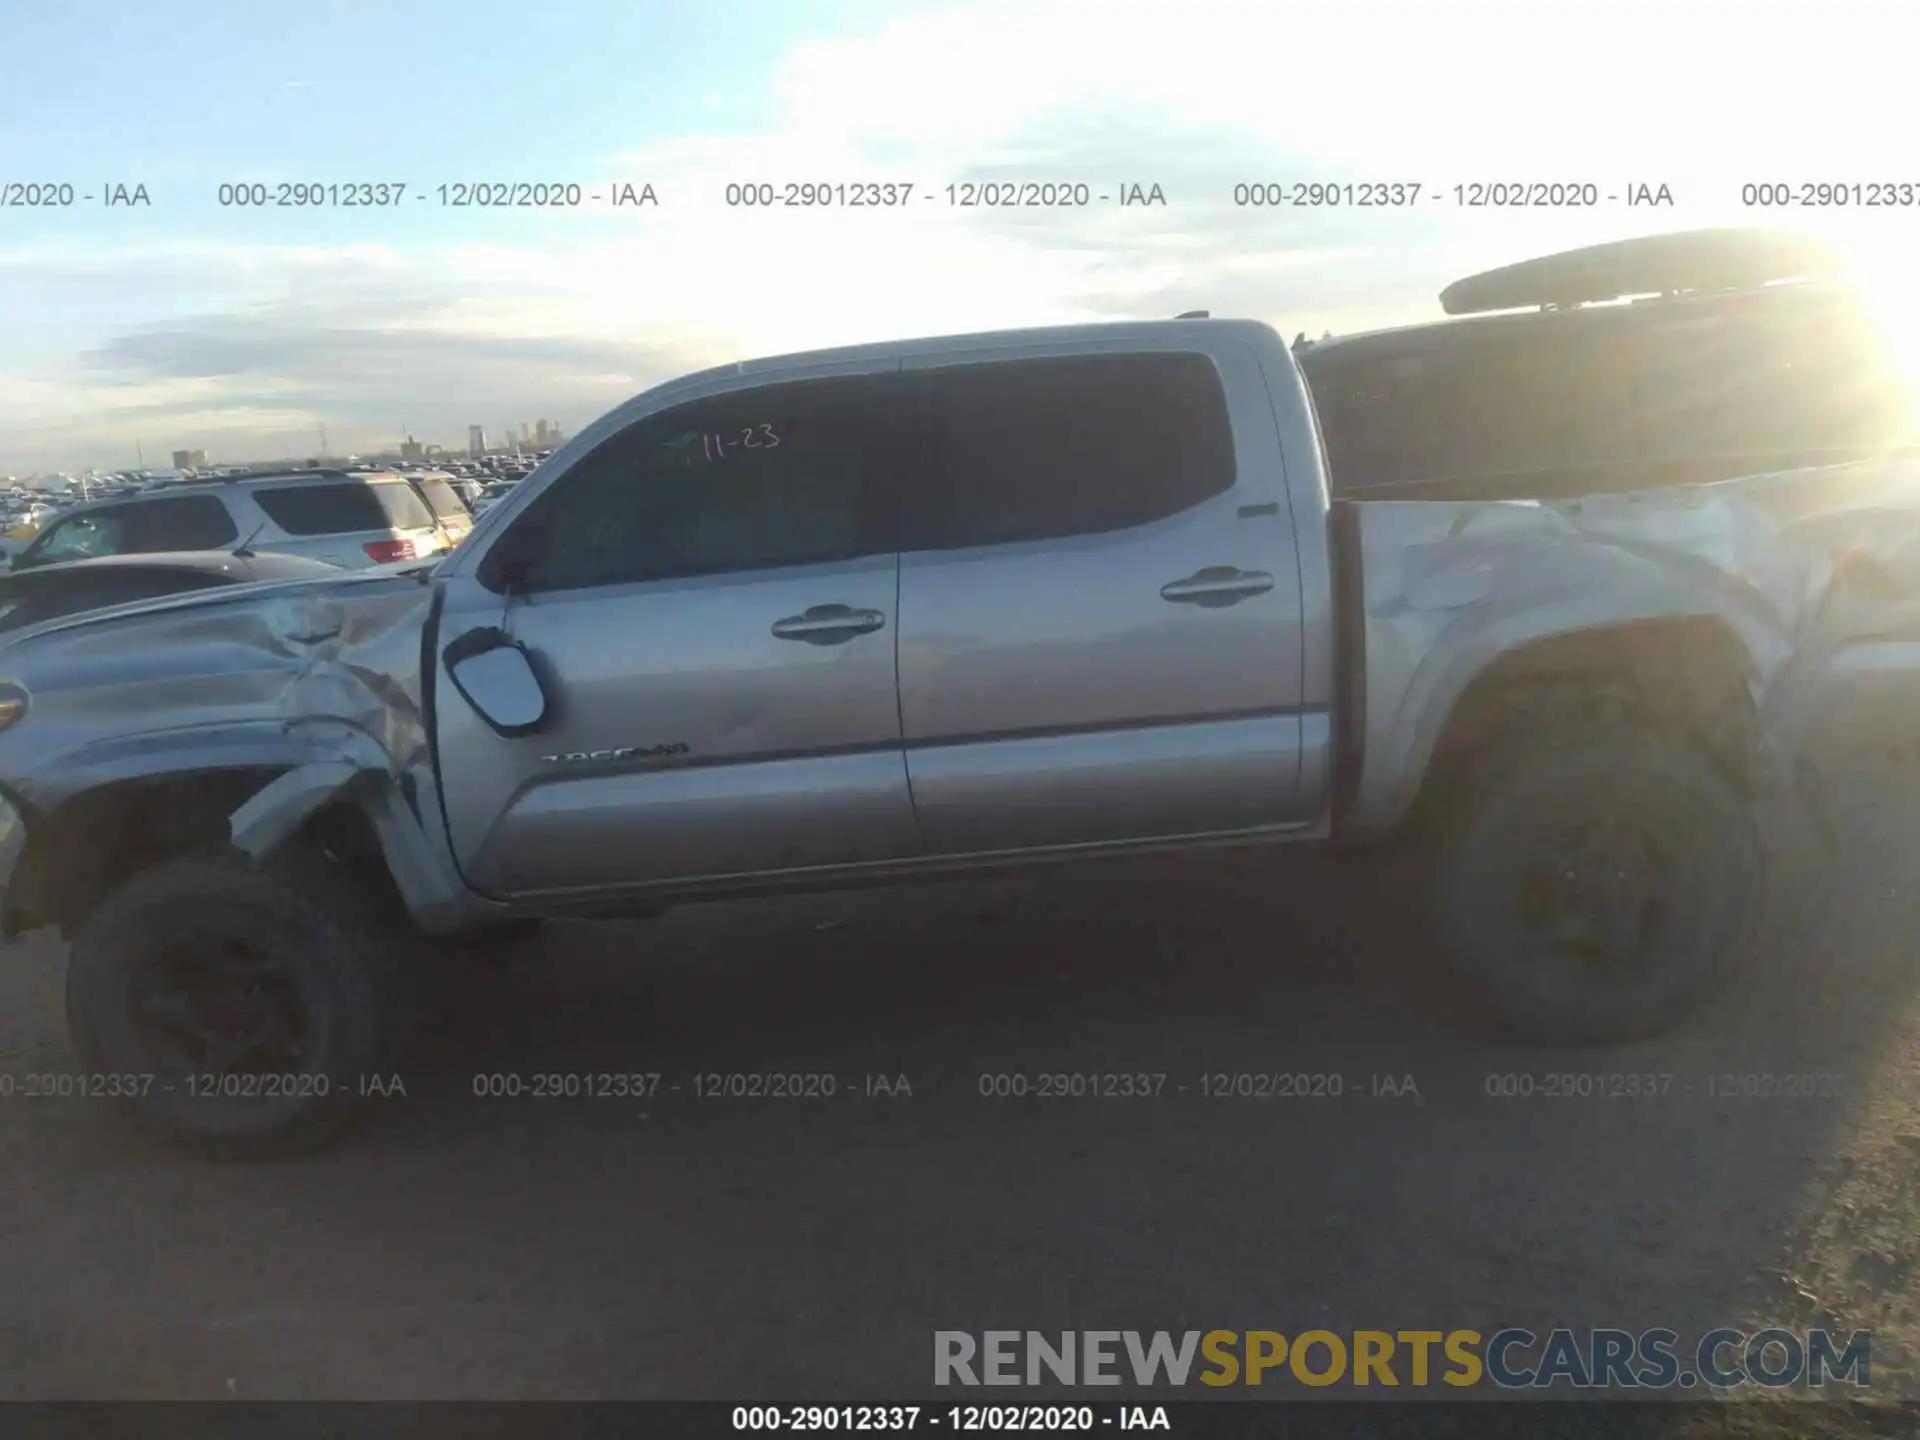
9,471,440,572
9,470,485,571
0,465,537,634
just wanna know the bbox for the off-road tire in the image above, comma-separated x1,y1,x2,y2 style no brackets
66,847,402,1160
1427,721,1764,1044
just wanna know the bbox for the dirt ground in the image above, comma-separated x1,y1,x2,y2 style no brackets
3,758,1919,1428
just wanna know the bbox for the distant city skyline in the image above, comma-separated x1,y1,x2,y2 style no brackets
6,417,573,478
4,0,1919,473
4,428,561,484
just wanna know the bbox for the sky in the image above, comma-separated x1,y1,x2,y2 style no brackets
2,0,1919,473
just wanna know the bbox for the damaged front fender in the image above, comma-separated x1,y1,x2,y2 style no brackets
228,760,364,860
0,568,477,935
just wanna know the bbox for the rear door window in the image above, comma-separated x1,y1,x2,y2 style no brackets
127,494,239,550
251,482,436,536
902,352,1238,551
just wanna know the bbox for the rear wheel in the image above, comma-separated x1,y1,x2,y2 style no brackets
66,848,400,1160
1427,721,1764,1043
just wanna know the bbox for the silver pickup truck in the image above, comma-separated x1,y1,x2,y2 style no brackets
0,316,1915,1158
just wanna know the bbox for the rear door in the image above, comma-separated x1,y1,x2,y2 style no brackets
432,368,921,898
895,343,1309,855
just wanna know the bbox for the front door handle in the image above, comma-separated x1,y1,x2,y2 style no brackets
771,603,887,645
1159,566,1276,608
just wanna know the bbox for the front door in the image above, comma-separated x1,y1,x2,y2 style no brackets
434,369,920,899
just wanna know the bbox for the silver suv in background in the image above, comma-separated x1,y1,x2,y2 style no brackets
404,471,477,546
9,470,449,572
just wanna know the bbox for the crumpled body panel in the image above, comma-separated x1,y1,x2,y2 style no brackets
1349,458,1920,833
0,571,437,812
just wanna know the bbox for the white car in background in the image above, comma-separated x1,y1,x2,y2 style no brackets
470,480,520,515
10,470,448,572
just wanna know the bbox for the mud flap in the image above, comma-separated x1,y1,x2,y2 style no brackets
227,760,361,860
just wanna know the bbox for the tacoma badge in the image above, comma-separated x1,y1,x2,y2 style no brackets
539,742,690,764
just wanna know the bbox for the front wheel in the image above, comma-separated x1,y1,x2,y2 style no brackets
1428,722,1764,1044
65,849,400,1160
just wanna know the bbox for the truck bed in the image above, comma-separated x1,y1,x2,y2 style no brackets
1340,457,1920,835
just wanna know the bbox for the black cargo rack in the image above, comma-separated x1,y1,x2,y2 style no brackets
1438,228,1847,317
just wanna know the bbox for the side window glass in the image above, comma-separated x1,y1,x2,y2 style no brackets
31,511,133,564
488,373,903,593
131,496,240,551
904,352,1237,551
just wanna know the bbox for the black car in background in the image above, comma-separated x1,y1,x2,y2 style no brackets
0,550,342,633
1296,228,1916,502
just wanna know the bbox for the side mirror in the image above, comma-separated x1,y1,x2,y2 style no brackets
443,626,548,737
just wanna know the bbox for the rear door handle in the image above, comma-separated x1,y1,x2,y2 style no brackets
771,603,887,645
1159,566,1276,607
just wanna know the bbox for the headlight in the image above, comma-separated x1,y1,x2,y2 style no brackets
0,681,28,732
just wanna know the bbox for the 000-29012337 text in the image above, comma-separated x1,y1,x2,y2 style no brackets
729,1406,1130,1431
974,1072,1419,1100
0,1071,349,1099
1482,1072,1847,1099
1740,181,1920,207
466,1072,909,1099
0,1071,157,1099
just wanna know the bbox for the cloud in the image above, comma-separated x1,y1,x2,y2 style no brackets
3,0,1911,470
